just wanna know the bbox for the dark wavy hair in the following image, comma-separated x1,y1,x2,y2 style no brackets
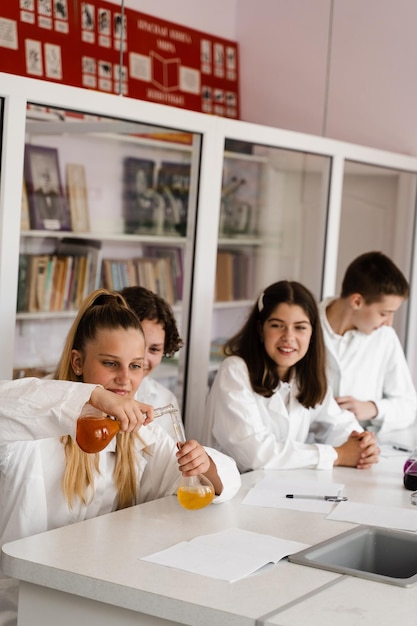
120,286,183,358
224,280,328,407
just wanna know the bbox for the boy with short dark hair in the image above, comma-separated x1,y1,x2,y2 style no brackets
319,251,417,433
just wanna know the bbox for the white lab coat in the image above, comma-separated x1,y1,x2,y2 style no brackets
319,298,417,433
204,356,364,473
0,377,241,626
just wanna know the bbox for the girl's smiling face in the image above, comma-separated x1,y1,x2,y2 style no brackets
71,327,145,397
260,303,313,381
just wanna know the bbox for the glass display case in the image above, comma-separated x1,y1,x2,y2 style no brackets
2,73,417,440
16,107,200,398
183,118,417,440
210,143,331,379
0,74,208,412
337,160,417,346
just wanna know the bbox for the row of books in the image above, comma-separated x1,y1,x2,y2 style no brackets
18,253,95,313
17,239,102,313
100,246,183,305
215,250,251,301
17,239,184,312
101,256,178,305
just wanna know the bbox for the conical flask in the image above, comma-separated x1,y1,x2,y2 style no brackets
76,403,175,453
76,406,120,453
165,404,215,510
76,404,213,508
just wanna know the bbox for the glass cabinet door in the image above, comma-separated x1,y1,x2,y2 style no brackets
209,141,332,383
15,103,202,410
337,161,417,347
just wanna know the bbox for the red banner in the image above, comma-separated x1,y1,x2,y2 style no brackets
0,2,239,118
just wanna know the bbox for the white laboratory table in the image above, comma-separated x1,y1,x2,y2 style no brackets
2,429,417,626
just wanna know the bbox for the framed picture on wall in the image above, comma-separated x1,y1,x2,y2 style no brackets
24,145,71,231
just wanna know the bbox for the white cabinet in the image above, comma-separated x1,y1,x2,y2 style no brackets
16,112,197,382
2,73,417,440
0,73,209,413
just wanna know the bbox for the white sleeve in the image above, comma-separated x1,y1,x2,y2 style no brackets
204,447,241,503
0,377,97,442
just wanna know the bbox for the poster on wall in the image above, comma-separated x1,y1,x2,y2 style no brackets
0,2,239,119
126,11,239,118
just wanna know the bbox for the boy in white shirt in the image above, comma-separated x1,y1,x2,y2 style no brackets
319,251,417,433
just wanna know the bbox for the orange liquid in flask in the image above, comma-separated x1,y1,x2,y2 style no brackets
177,479,215,510
76,415,120,453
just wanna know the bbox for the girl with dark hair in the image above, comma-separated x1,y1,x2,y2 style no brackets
203,280,380,473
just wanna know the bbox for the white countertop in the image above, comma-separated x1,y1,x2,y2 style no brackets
2,430,417,626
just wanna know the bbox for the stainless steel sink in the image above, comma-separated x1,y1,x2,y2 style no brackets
288,525,417,587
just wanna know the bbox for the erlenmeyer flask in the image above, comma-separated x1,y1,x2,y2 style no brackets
76,403,176,453
76,406,120,453
165,404,215,510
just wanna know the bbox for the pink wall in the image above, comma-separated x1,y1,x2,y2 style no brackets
123,0,238,39
112,1,417,156
236,0,330,135
236,0,417,155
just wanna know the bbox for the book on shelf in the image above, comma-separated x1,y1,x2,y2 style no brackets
50,256,69,312
55,237,102,295
17,254,29,312
143,246,184,302
16,240,102,314
65,163,90,232
31,255,59,312
21,181,30,230
74,255,89,308
215,250,249,301
44,256,57,311
215,251,234,301
101,255,176,305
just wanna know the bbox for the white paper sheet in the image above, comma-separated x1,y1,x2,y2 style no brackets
141,528,309,582
326,500,417,531
241,473,345,513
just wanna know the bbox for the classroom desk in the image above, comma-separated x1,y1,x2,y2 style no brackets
2,431,417,626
